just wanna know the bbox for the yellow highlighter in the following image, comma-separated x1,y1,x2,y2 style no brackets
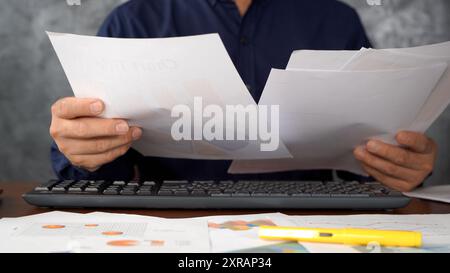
259,226,422,248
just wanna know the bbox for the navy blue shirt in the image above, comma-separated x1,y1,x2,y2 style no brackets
51,0,371,181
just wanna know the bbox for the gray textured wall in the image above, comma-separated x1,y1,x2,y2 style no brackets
0,0,449,184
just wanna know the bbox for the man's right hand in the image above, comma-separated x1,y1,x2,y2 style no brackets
50,97,142,172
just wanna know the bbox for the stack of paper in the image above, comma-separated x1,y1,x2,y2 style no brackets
1,212,450,253
230,42,450,175
48,32,450,174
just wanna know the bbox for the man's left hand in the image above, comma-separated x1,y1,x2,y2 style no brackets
354,131,437,192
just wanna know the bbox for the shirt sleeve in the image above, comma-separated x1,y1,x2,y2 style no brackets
50,7,143,181
51,142,141,181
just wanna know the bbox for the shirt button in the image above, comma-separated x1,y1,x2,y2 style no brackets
240,36,249,45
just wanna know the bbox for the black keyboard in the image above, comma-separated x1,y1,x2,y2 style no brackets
23,180,410,209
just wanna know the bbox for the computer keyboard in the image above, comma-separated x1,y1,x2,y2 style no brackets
23,179,410,209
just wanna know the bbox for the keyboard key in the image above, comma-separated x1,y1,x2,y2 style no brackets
251,193,271,197
123,185,138,191
120,190,136,195
85,187,99,193
193,181,216,187
68,187,83,193
34,179,60,191
139,186,154,191
137,190,153,196
72,181,89,188
103,189,120,195
388,191,404,197
269,193,289,197
105,186,121,191
89,180,106,186
34,186,51,192
174,190,189,196
158,190,173,196
191,190,207,196
232,193,250,197
349,194,370,197
331,194,351,197
53,180,74,189
143,181,156,186
113,181,126,186
51,187,67,193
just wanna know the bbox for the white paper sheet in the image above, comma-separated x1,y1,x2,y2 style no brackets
404,185,450,204
0,212,210,253
287,50,357,71
387,43,450,132
229,43,449,175
289,214,450,253
229,62,447,174
48,32,290,160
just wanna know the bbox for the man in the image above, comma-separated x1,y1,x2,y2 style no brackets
50,0,437,192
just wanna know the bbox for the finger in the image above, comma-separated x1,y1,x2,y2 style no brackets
52,97,104,119
365,140,425,170
354,146,422,182
69,144,132,171
59,127,142,155
58,118,131,138
396,131,432,154
361,164,415,192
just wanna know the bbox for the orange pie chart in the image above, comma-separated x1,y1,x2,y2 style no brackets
102,231,124,236
107,240,139,247
42,225,65,229
150,240,165,246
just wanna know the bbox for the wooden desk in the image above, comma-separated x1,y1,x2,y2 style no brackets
1,181,450,218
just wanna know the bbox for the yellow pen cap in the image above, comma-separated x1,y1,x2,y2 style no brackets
258,226,422,248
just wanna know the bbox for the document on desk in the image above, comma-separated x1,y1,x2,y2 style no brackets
87,212,293,253
47,32,290,160
288,214,450,253
201,213,293,253
0,211,210,253
229,42,450,174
